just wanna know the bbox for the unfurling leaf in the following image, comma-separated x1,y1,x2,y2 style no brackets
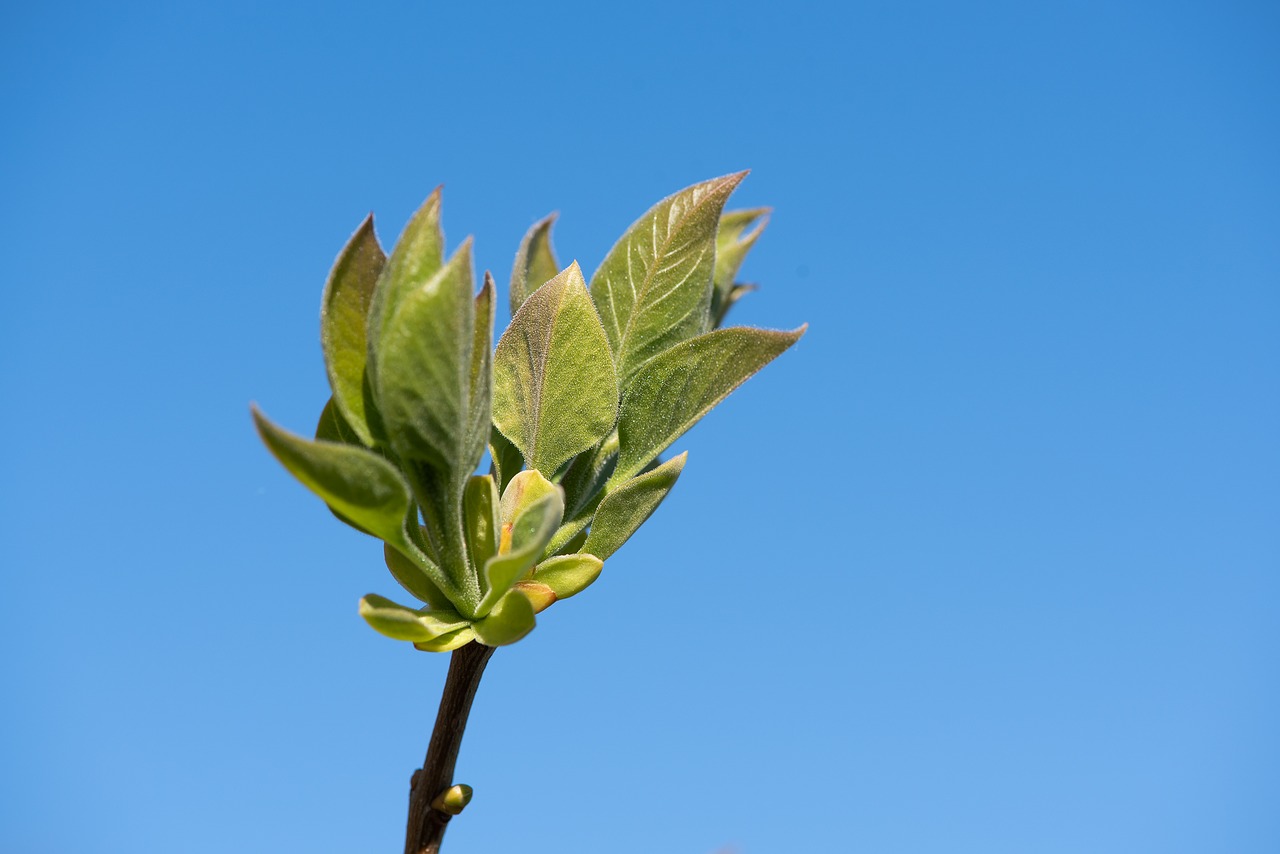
321,216,385,445
476,471,564,616
712,283,757,329
510,213,559,317
493,263,618,477
472,588,537,646
358,593,470,642
610,325,806,486
413,626,477,653
586,452,686,559
711,207,768,320
384,543,453,610
532,553,604,599
590,172,745,389
489,426,524,494
463,475,500,570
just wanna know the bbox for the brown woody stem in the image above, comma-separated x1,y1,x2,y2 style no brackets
404,641,495,854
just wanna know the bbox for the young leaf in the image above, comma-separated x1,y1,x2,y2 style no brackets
558,431,619,520
472,588,537,646
589,173,745,389
358,594,470,643
463,475,500,571
711,208,768,314
609,325,806,486
585,452,686,559
477,475,564,616
373,240,478,475
321,215,385,445
509,213,559,318
366,188,444,390
489,426,524,494
712,283,757,329
492,263,618,476
384,543,454,611
532,553,604,599
413,626,477,653
469,273,495,461
514,581,557,614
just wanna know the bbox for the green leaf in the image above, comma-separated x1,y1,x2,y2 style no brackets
254,405,413,545
712,283,757,329
589,173,745,389
469,273,495,461
383,543,453,610
358,594,470,642
463,475,500,571
558,431,619,520
477,472,564,616
373,239,479,474
489,426,524,494
472,588,537,646
321,215,385,445
316,397,364,447
711,207,768,321
509,213,559,318
585,452,687,559
366,188,444,391
532,553,603,599
609,325,806,486
413,627,477,653
254,406,458,597
493,262,619,477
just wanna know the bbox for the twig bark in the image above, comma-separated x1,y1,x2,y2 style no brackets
404,641,496,854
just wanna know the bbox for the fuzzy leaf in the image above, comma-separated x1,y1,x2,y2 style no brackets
463,475,500,571
374,240,479,474
532,553,603,599
712,283,757,328
472,588,537,646
559,432,619,520
413,627,477,653
321,216,385,445
586,452,686,559
610,326,806,486
711,208,768,317
469,274,495,458
254,406,413,545
477,474,564,616
366,189,444,391
590,173,745,389
358,594,470,642
510,213,559,317
493,263,619,477
489,426,524,494
383,543,453,610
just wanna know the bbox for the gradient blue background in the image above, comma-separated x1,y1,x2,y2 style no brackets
2,2,1277,852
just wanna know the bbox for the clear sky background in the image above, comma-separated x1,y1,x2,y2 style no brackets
2,2,1277,852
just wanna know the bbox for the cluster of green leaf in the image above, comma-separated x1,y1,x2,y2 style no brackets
253,173,804,650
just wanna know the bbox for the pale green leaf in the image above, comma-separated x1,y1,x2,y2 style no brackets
321,215,385,445
413,627,477,653
510,213,559,317
358,593,470,642
463,475,500,571
609,325,806,486
477,477,564,617
558,431,619,520
585,452,686,559
493,262,619,476
532,553,603,599
472,588,537,646
589,173,745,389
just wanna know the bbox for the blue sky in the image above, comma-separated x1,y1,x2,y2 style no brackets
2,1,1277,852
